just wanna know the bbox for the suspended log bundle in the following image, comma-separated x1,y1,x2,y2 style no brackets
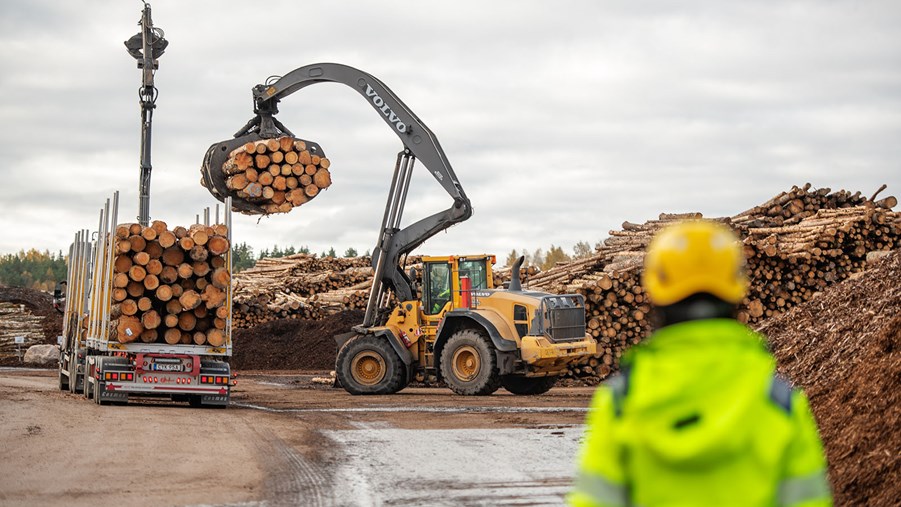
533,184,900,383
221,137,333,215
110,221,231,346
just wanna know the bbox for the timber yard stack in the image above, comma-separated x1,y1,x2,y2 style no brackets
233,254,375,328
529,184,900,381
220,137,332,214
110,221,231,346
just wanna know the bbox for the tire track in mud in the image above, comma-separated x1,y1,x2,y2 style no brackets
249,427,334,506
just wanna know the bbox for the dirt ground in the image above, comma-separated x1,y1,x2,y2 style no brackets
0,367,593,507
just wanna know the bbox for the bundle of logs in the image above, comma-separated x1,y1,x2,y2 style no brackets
110,221,231,346
530,184,899,382
222,137,332,214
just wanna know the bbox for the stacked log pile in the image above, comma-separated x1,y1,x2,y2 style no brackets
221,137,332,214
233,254,373,328
232,254,429,328
529,185,900,382
0,302,46,356
110,221,231,346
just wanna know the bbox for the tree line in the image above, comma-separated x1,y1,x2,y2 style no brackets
504,240,597,270
0,249,67,291
231,243,369,272
0,240,599,289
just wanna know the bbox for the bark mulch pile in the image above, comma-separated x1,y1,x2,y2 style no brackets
758,250,900,506
231,310,363,371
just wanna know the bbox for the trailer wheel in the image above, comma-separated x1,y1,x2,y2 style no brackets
501,375,557,395
336,335,406,395
440,329,501,396
93,381,105,405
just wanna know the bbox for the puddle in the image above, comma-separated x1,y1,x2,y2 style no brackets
325,426,584,505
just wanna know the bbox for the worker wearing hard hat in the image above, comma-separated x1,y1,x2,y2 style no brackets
569,220,831,507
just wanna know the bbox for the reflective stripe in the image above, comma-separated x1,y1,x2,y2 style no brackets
573,472,629,507
778,470,830,505
769,375,793,415
607,366,631,418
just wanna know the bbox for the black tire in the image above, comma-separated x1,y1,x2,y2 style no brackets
336,335,407,395
93,380,106,405
501,375,557,395
440,329,501,396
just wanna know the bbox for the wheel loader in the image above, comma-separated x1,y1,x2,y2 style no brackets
201,63,596,395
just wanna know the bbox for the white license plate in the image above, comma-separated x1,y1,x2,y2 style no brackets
153,363,182,372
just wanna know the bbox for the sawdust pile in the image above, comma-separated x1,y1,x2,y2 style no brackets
758,251,900,505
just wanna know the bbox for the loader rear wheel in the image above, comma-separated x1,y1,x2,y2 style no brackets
336,335,406,395
441,329,501,396
501,375,557,395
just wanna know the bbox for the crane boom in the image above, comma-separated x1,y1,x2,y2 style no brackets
201,63,473,326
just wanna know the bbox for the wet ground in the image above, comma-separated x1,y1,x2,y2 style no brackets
0,368,596,506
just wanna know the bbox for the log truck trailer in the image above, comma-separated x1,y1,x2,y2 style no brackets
201,63,597,395
58,3,234,407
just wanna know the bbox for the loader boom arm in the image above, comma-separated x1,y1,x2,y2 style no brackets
250,63,472,325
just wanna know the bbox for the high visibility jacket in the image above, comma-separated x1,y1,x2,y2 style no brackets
569,319,831,507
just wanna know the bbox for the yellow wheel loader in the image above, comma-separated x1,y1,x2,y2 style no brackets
201,63,596,395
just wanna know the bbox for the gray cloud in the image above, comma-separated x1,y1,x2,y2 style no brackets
0,0,899,260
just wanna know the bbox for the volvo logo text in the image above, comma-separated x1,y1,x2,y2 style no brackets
364,83,407,133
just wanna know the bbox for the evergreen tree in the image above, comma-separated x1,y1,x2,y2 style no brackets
505,249,519,267
542,244,571,270
231,242,256,272
344,247,358,258
327,247,337,258
573,241,593,259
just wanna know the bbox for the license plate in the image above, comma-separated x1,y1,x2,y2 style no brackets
152,363,182,372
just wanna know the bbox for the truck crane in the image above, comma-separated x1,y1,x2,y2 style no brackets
201,63,596,395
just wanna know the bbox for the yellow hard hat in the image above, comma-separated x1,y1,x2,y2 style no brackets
642,220,748,306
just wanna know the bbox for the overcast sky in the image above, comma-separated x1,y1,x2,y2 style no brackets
1,0,899,260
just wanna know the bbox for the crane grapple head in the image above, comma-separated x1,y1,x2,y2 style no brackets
201,133,330,216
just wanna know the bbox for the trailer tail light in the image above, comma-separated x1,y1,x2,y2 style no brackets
215,376,227,385
120,372,134,381
104,372,119,381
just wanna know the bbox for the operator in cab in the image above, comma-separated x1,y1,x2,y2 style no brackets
569,220,831,507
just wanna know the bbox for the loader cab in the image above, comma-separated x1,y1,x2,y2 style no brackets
421,255,495,316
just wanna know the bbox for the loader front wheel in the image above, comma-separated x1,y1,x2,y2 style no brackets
501,375,557,395
336,335,406,395
441,329,501,396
